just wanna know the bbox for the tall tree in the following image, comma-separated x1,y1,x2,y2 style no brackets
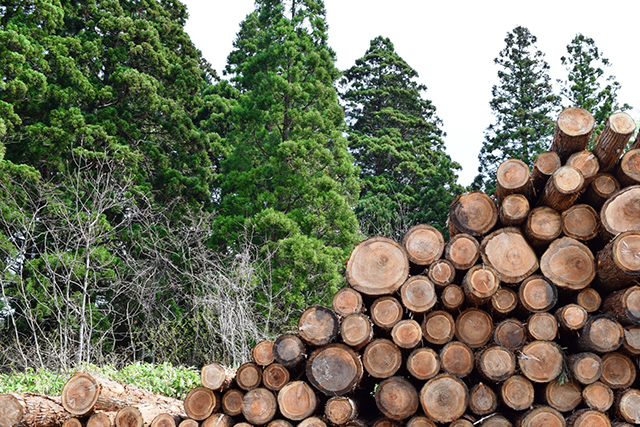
214,0,360,318
340,36,463,238
473,26,560,193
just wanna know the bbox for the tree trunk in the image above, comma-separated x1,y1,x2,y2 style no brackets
602,285,640,325
615,148,640,187
622,325,640,355
0,393,72,427
406,348,440,381
221,389,243,416
297,305,339,347
527,312,558,341
493,318,527,351
583,382,614,412
445,233,480,270
184,387,219,421
567,150,600,186
362,339,402,379
340,313,373,349
500,375,534,411
578,315,624,353
568,352,603,385
593,111,636,172
499,193,530,227
419,375,468,423
305,344,363,396
540,237,595,291
597,232,640,291
427,259,456,287
421,310,455,345
370,296,403,329
600,353,636,389
462,264,500,305
468,383,498,416
276,382,316,422
242,388,277,425
518,275,557,313
262,363,290,392
532,151,561,194
235,362,262,391
550,107,595,160
600,186,640,241
399,275,437,314
324,397,358,426
332,287,364,317
440,341,475,378
537,165,585,212
454,308,493,348
402,224,445,267
545,379,582,412
495,158,532,204
480,227,538,284
449,192,498,237
375,377,419,421
272,334,306,368
556,304,589,332
476,346,516,382
390,319,422,349
523,206,562,249
582,173,620,210
201,364,236,392
616,388,640,424
252,340,275,367
518,341,564,383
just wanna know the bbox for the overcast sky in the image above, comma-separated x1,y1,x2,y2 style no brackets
181,0,640,186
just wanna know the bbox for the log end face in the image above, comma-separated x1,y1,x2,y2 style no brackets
609,111,637,135
557,107,595,136
518,341,564,383
419,375,468,423
277,382,316,421
541,237,595,290
61,373,100,416
481,228,538,283
346,237,409,296
402,224,444,266
497,159,530,190
449,192,498,237
0,394,23,427
185,387,217,421
307,344,363,396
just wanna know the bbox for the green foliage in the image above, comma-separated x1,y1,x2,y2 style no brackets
341,36,463,237
474,26,560,194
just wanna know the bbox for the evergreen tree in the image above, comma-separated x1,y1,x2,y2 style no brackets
474,26,559,193
340,36,463,238
214,0,360,317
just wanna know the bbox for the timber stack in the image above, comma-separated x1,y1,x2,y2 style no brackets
2,106,640,427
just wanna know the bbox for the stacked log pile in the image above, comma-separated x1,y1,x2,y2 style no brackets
2,106,640,427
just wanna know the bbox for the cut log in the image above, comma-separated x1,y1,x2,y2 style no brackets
441,284,465,311
597,232,640,291
62,418,82,427
567,409,611,427
391,319,422,349
448,192,498,237
519,275,557,313
235,362,262,391
87,412,112,427
567,150,600,186
115,407,142,427
540,237,595,291
272,334,306,368
449,420,473,427
267,421,293,427
495,159,532,203
345,237,409,296
298,417,326,427
277,382,316,422
179,420,198,427
340,313,373,349
406,348,440,381
427,259,456,287
468,383,498,416
491,287,518,316
600,187,640,240
583,382,614,412
556,304,589,331
583,173,620,210
184,387,219,421
568,352,603,385
325,397,358,425
0,393,72,427
616,388,640,424
221,389,243,416
493,318,527,350
370,296,404,329
298,305,339,347
600,352,636,389
445,233,480,270
480,227,538,284
332,287,364,317
593,111,636,172
480,415,512,427
371,418,401,427
562,204,600,241
375,377,419,421
616,148,640,187
242,388,277,425
405,416,436,427
476,345,516,382
252,340,275,367
519,406,565,427
602,285,640,325
400,275,437,314
462,264,500,305
306,343,362,396
440,341,475,378
454,308,493,348
262,363,289,392
538,165,585,212
532,151,562,194
501,375,534,411
550,107,595,160
523,206,562,249
545,379,582,413
518,341,564,383
499,194,530,227
576,288,602,313
362,339,402,379
202,363,236,392
402,224,445,267
202,414,234,427
422,310,455,345
527,312,558,341
419,375,468,423
579,315,624,353
622,325,640,355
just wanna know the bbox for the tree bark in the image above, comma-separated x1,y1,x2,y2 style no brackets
277,382,317,422
596,232,640,291
305,344,363,396
532,151,561,194
449,192,498,237
298,305,340,347
602,285,640,325
480,227,538,284
400,275,437,314
419,375,468,423
0,393,72,427
445,233,480,270
362,339,402,379
537,165,585,212
402,224,445,267
550,107,595,160
421,310,455,345
593,111,636,172
567,150,600,186
495,158,532,203
499,193,530,227
332,287,364,317
375,377,419,421
262,363,289,392
540,237,595,291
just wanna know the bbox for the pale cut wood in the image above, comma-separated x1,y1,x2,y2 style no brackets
476,345,516,382
340,313,373,349
235,362,262,391
202,363,236,392
519,275,557,313
622,325,640,355
400,275,437,314
462,264,500,304
115,407,142,427
576,288,602,313
441,284,465,311
532,151,562,194
600,352,636,389
202,414,233,427
527,312,558,341
332,287,364,317
272,334,306,368
262,363,289,392
422,310,455,345
567,150,600,185
545,379,582,412
178,420,198,427
491,287,518,316
579,315,624,353
495,159,532,203
298,305,339,346
501,375,534,411
468,383,498,416
550,107,595,160
518,341,564,383
252,340,275,366
567,409,611,427
405,416,436,427
523,206,562,248
427,259,456,287
232,423,253,427
597,232,640,291
345,237,409,296
455,308,493,348
419,375,468,423
616,148,640,187
593,111,636,172
568,352,603,385
362,339,402,379
600,186,640,240
370,296,403,329
375,377,419,421
519,406,565,427
602,285,640,325
402,224,445,267
267,421,293,427
562,204,599,241
583,173,620,210
87,412,112,427
440,341,475,378
242,388,277,425
325,397,358,425
298,417,326,427
480,227,539,284
0,394,27,427
583,382,614,412
221,389,243,416
616,388,640,424
62,418,82,427
391,319,422,349
499,193,530,227
371,418,401,427
406,348,440,381
306,344,363,396
538,165,585,212
556,303,588,331
540,237,595,291
277,382,316,422
445,233,480,270
481,415,512,427
448,192,498,237
184,387,219,421
493,318,526,350
449,420,473,427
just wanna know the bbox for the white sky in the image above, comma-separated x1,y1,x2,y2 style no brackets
181,0,640,186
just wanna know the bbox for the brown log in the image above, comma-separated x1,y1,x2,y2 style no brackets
468,383,498,416
267,420,293,427
427,259,456,287
538,165,585,212
583,382,614,412
332,287,364,317
202,414,234,427
540,237,595,291
0,393,73,427
232,423,252,427
518,275,557,313
324,397,358,425
449,420,474,427
277,382,316,422
184,387,219,421
345,237,409,296
593,111,636,172
545,379,581,413
405,416,436,427
495,159,532,204
306,344,363,396
480,227,538,284
422,310,455,345
494,318,527,350
499,194,530,227
616,148,640,187
481,415,512,427
87,412,112,427
440,341,475,378
596,232,640,291
221,389,243,416
550,107,595,160
298,305,339,347
476,345,516,382
202,363,236,392
622,325,640,355
556,303,588,331
568,352,603,385
362,339,402,379
523,206,562,249
455,308,493,348
262,363,289,392
518,341,564,383
115,407,142,427
583,173,620,210
562,204,599,241
402,224,445,267
371,418,401,427
441,284,465,311
445,233,480,270
616,388,640,424
272,334,306,368
462,264,500,305
375,377,419,421
419,375,468,423
501,375,534,411
602,285,640,325
62,418,82,427
179,420,198,427
519,406,565,427
252,340,275,367
242,388,277,425
491,287,518,316
370,296,403,329
600,352,636,389
575,288,602,313
448,192,498,237
340,313,373,349
406,348,440,381
137,406,182,427
298,417,326,427
235,362,262,391
578,315,624,353
600,186,640,240
532,151,561,194
567,150,600,186
527,312,558,341
567,409,611,427
400,275,437,314
391,319,422,349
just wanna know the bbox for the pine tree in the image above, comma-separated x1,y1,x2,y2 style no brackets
340,36,463,238
474,26,560,193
